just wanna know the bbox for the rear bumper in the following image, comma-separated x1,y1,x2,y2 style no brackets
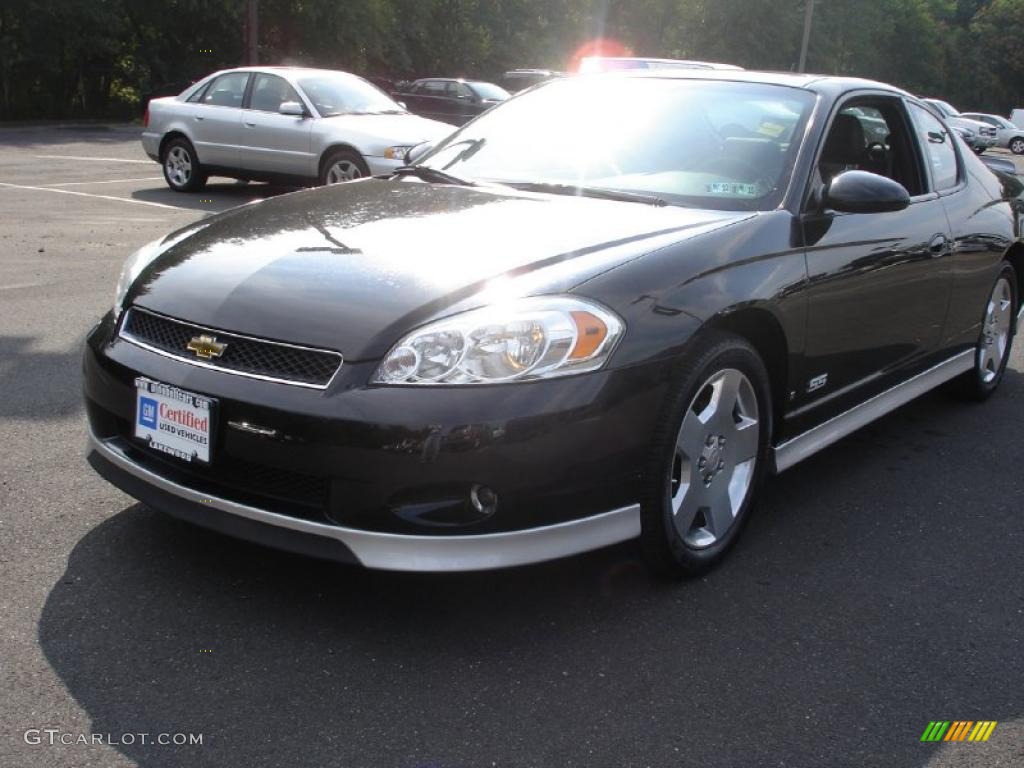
141,132,161,162
87,426,641,571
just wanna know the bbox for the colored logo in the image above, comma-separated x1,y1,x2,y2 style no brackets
921,721,997,742
139,397,159,429
187,334,227,360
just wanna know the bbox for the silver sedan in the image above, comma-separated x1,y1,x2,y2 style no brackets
142,67,454,192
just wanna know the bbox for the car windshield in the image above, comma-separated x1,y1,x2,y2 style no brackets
471,82,510,101
928,99,959,118
297,73,404,116
418,77,814,211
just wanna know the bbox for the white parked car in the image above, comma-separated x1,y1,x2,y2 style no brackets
960,112,1024,155
921,98,997,153
142,67,454,192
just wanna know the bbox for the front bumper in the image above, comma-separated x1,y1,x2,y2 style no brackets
365,156,403,176
84,312,667,570
87,431,640,571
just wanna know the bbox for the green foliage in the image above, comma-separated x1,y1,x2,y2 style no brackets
2,0,1023,119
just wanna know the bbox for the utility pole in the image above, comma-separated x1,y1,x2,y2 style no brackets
798,0,815,73
245,0,259,66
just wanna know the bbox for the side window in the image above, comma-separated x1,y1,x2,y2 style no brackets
249,73,301,113
421,81,447,96
448,82,473,99
201,72,249,108
186,81,211,103
818,99,923,196
908,103,959,191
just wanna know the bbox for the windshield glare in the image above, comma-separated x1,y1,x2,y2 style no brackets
298,73,403,116
471,82,510,101
419,77,814,210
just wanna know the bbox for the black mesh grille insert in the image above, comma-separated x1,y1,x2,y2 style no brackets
121,308,342,387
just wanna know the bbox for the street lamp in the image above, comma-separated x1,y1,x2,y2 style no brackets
798,0,816,73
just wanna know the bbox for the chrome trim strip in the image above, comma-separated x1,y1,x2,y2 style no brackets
119,307,343,391
1017,304,1023,335
88,429,642,572
227,421,279,438
773,350,974,473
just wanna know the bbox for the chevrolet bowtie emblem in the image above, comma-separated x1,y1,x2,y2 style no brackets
186,334,227,360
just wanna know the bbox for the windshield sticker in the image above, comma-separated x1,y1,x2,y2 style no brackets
706,182,759,197
758,121,787,138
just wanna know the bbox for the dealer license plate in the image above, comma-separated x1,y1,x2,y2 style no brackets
134,377,215,464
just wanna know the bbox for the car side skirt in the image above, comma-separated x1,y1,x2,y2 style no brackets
772,350,974,473
87,428,642,572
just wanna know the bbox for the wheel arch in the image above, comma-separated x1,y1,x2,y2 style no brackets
704,306,791,432
158,130,192,161
318,143,367,176
1003,241,1024,310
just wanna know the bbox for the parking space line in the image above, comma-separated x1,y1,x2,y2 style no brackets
44,177,164,187
35,154,152,164
0,181,180,210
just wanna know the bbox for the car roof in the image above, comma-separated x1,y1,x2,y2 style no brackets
583,68,912,99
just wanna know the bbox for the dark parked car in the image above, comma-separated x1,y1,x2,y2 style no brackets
393,78,509,125
501,69,562,92
85,70,1022,575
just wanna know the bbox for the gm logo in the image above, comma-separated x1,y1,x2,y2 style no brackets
139,397,158,429
921,721,997,742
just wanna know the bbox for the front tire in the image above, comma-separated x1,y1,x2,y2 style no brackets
1010,137,1024,155
161,138,207,192
640,332,772,577
320,149,370,185
956,263,1017,401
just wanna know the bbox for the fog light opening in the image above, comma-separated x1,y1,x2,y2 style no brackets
470,484,498,516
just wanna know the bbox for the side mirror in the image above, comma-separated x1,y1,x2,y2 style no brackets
825,170,910,214
404,141,435,165
279,101,305,117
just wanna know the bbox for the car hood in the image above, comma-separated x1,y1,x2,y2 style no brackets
318,112,452,146
947,116,989,133
129,181,749,360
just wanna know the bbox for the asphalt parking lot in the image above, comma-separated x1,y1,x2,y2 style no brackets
0,124,1022,768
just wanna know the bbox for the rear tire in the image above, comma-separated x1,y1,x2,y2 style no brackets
161,137,207,192
639,332,772,577
320,149,370,185
954,263,1017,401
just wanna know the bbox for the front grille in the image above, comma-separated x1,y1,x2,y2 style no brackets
121,308,342,388
980,126,997,137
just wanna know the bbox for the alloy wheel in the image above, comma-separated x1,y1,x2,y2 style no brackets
978,276,1014,383
165,146,192,188
326,160,362,184
1011,138,1024,155
668,368,760,549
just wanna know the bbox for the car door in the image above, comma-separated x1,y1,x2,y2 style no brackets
237,72,315,177
189,71,249,167
447,81,477,125
909,102,1012,350
798,95,953,407
411,80,452,122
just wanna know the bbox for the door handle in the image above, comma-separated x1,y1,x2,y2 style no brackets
244,121,255,127
928,234,948,256
194,115,205,121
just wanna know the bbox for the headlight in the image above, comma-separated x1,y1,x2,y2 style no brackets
373,297,624,385
384,145,415,161
113,238,164,321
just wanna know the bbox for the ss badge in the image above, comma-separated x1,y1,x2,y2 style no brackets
808,373,829,392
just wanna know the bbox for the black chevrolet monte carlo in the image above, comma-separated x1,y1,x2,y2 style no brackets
84,70,1024,575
